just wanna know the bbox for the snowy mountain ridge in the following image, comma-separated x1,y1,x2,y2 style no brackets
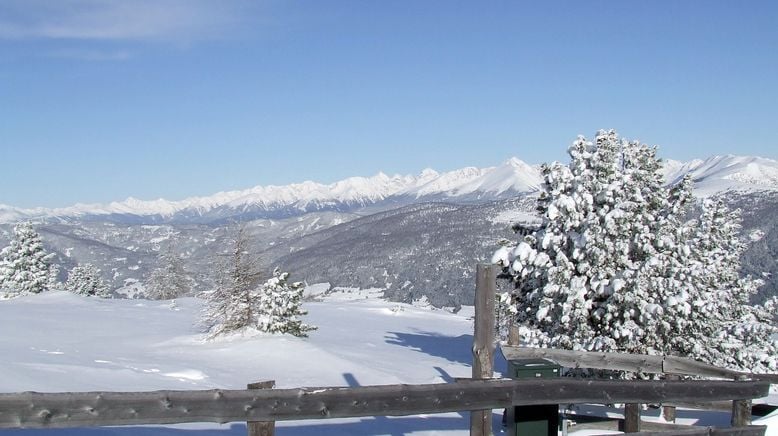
0,158,543,224
2,154,777,224
662,155,778,196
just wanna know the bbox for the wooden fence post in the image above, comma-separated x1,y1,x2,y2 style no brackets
508,322,520,347
663,374,679,423
471,263,497,436
248,380,275,436
622,403,641,433
732,375,752,427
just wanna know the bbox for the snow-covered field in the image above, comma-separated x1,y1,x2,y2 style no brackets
0,289,774,435
0,289,499,435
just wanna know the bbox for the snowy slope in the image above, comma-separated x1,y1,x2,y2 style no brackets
0,290,485,434
0,290,478,392
3,155,777,224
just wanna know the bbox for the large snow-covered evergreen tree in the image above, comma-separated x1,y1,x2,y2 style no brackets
145,244,192,300
65,263,110,297
257,267,316,337
494,130,777,371
0,222,58,295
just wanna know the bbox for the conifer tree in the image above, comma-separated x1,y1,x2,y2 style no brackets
494,130,776,371
257,268,316,337
65,263,110,297
200,226,315,338
683,200,776,371
200,225,262,337
0,222,58,295
145,244,191,300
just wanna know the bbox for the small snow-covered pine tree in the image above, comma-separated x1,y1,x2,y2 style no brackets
257,268,316,337
494,130,777,371
145,244,192,300
65,263,111,297
0,222,58,295
200,225,262,337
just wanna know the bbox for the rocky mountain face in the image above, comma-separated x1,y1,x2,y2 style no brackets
1,154,777,307
269,199,534,308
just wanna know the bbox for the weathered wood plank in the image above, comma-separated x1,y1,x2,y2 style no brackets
0,379,768,429
572,417,694,433
594,425,767,436
663,356,741,379
247,381,274,436
664,401,733,412
710,426,767,436
501,346,664,374
501,347,778,382
471,263,497,436
604,427,709,436
750,374,778,383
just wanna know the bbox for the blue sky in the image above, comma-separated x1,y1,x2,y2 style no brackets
1,1,777,208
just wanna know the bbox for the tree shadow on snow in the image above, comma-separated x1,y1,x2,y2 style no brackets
385,331,508,374
333,372,466,435
385,331,474,366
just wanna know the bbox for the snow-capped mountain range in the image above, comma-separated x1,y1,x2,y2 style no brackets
663,155,778,196
2,155,777,224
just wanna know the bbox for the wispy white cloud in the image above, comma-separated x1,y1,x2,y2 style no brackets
46,48,132,61
0,0,256,42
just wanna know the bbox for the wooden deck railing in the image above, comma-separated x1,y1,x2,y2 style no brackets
0,378,768,430
500,346,778,382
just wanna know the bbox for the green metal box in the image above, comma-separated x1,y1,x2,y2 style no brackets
506,358,560,436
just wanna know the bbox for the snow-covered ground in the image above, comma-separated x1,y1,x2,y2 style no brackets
0,289,770,435
0,289,499,435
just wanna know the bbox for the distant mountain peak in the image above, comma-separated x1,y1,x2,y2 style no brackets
419,168,439,178
504,156,532,168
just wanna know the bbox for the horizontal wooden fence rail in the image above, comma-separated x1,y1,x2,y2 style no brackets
0,378,768,429
502,346,778,382
600,425,768,436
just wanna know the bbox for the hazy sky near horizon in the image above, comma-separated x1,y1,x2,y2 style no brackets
2,1,777,208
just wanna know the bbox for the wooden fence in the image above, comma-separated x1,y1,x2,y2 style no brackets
0,378,768,430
